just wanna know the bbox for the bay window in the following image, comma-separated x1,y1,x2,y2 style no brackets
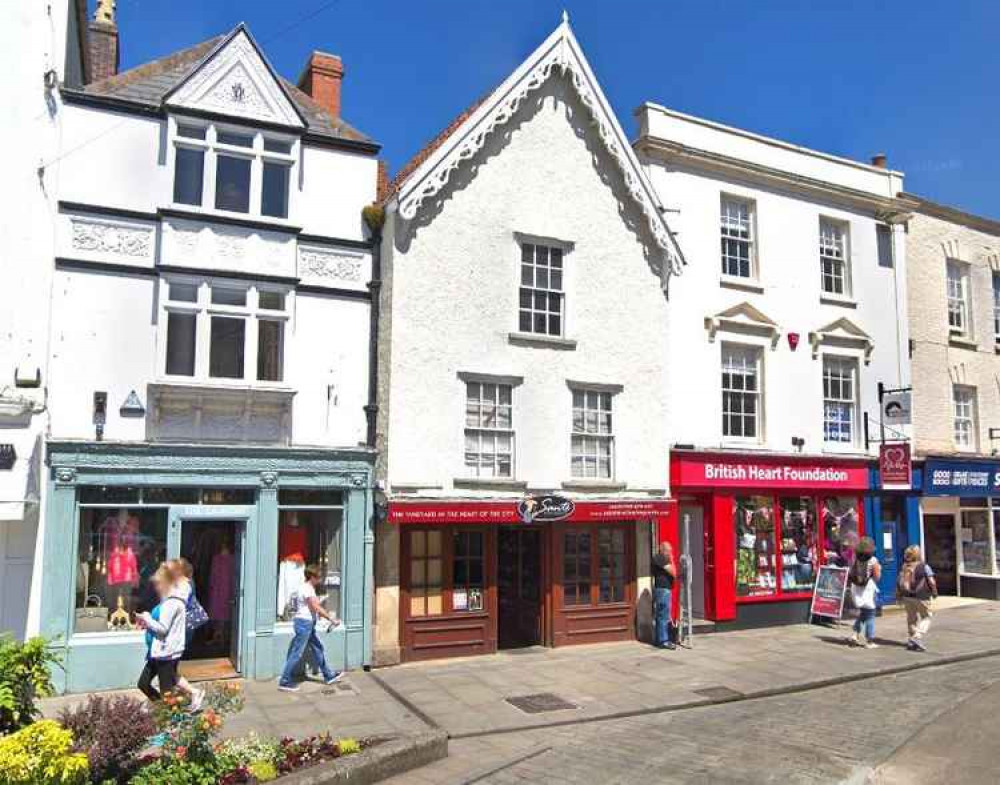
161,278,290,384
171,121,294,219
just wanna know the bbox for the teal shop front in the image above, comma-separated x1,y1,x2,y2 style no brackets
42,441,375,694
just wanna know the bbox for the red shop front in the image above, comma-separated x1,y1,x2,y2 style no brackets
669,451,868,627
389,497,675,662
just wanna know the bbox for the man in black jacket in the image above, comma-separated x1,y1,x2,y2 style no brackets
651,541,677,650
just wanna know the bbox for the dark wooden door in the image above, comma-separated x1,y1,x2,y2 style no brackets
498,527,542,648
923,514,957,596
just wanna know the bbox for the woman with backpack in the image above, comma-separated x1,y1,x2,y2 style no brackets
135,565,188,701
166,558,209,710
898,545,937,652
847,537,881,649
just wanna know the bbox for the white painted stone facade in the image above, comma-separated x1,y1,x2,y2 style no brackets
636,104,912,458
374,24,679,663
906,205,1000,456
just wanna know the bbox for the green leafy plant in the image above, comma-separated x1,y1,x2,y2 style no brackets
150,681,244,767
337,738,361,756
217,732,282,768
248,760,277,782
0,719,89,784
59,694,156,783
0,635,61,734
128,757,223,785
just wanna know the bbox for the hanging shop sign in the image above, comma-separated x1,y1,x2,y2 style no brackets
0,444,16,471
809,565,849,619
671,452,868,491
881,391,912,427
924,459,1000,496
878,443,911,490
388,498,673,525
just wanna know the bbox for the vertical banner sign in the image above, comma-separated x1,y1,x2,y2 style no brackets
810,565,849,620
879,443,912,489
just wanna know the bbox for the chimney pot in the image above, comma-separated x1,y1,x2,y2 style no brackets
298,52,344,120
871,153,888,169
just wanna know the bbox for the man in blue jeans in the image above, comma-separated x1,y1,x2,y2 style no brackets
279,566,343,691
651,541,677,650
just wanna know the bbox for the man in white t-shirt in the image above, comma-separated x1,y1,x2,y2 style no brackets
278,566,342,691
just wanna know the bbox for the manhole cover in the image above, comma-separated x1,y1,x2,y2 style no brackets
505,693,579,714
692,686,744,701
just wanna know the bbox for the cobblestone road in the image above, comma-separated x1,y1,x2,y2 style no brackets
385,655,1000,784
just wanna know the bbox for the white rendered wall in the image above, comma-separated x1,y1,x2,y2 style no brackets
639,109,910,456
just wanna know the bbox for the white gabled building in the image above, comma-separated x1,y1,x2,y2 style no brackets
374,17,683,665
20,8,381,692
635,103,915,626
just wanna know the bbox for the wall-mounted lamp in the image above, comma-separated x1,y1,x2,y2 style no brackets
791,436,805,453
93,391,107,441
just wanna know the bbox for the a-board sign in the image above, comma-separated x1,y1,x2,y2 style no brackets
810,565,849,619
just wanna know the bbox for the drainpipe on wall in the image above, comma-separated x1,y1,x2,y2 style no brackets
362,203,385,448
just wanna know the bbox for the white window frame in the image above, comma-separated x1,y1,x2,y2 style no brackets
157,276,292,386
517,239,568,337
822,355,859,447
720,195,756,280
946,260,972,337
464,381,515,478
991,272,1000,343
169,117,297,219
721,343,763,443
570,388,616,479
819,218,851,297
953,384,978,451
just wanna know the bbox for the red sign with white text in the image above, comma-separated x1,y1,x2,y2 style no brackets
388,498,674,525
879,443,911,489
671,452,868,491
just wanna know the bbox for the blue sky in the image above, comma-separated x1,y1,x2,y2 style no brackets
111,0,999,216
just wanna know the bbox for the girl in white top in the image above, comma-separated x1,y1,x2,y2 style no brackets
848,537,882,649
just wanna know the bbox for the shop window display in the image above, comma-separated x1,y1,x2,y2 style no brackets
779,497,818,593
822,497,860,567
408,530,443,617
276,508,343,621
75,508,167,634
959,506,991,575
452,531,485,612
598,527,626,603
734,496,776,597
563,530,592,605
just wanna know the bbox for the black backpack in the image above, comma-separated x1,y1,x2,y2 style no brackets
850,558,872,587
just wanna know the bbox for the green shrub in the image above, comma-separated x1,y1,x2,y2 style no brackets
0,719,89,784
248,760,277,782
0,636,60,734
217,732,282,767
128,758,222,785
337,737,362,755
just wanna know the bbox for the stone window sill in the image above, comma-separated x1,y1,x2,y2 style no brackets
720,276,764,294
819,294,857,308
561,480,627,492
508,332,578,350
453,477,528,491
949,335,978,351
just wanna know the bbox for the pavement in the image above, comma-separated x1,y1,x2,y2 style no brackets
40,602,1000,783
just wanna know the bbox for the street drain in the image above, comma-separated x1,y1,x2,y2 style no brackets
505,693,579,714
692,686,744,701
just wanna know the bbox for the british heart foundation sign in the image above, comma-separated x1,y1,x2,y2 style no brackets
879,443,911,490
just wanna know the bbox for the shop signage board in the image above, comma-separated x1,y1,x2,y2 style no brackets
925,459,1000,496
878,443,911,489
881,391,912,426
809,565,849,620
671,453,868,491
388,498,673,524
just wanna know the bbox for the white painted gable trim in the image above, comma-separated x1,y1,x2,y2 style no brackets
165,27,304,129
395,17,684,281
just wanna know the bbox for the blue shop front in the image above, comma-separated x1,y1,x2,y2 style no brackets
865,462,923,605
920,458,1000,600
41,441,375,693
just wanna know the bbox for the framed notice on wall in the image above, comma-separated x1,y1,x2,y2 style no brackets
809,565,849,620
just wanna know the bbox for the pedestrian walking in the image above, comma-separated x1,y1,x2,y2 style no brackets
651,541,677,650
898,545,937,652
847,537,881,649
278,566,342,691
135,565,188,701
166,558,207,710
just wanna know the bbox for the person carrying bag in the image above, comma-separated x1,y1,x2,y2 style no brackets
898,545,938,652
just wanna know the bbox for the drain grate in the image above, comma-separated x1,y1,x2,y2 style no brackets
505,693,579,714
692,686,744,701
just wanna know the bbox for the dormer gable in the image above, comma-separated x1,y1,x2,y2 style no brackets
164,26,305,129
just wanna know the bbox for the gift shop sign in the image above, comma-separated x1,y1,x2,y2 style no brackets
879,443,911,490
925,459,1000,496
671,453,867,490
388,498,673,524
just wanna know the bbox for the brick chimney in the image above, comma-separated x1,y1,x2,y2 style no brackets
376,160,390,203
297,52,344,119
88,0,120,82
871,153,888,169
